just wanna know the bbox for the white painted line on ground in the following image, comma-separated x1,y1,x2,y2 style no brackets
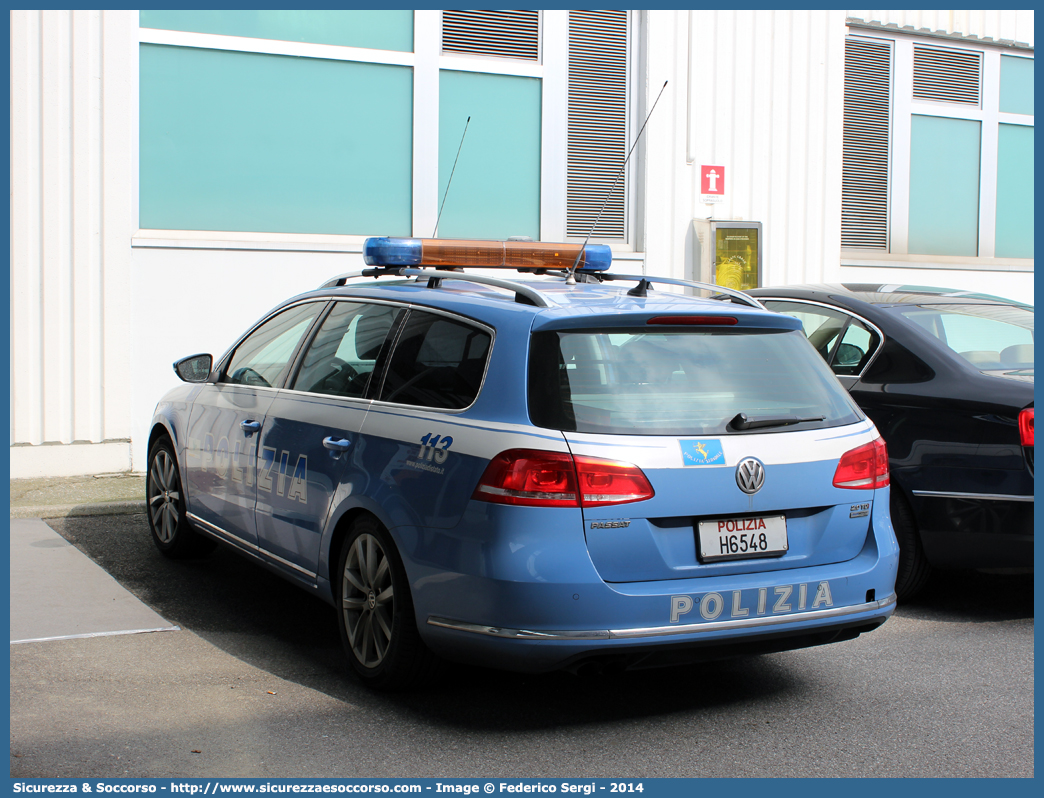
11,625,181,645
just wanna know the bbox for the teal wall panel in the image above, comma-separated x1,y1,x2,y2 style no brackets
437,71,541,240
140,10,413,52
140,45,412,235
1000,55,1034,115
908,115,980,256
995,124,1034,258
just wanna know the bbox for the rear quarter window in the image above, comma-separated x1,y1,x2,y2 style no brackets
379,310,492,410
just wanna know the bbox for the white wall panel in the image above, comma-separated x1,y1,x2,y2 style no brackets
10,10,136,476
839,265,1030,304
10,10,44,448
846,10,1034,47
645,10,847,286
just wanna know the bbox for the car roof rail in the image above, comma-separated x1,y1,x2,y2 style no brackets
320,268,759,311
594,272,764,309
320,271,370,288
320,268,553,308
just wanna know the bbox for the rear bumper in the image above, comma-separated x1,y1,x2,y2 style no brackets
411,496,899,672
429,592,895,642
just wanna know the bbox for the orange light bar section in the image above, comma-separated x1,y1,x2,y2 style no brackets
419,239,588,270
362,237,613,271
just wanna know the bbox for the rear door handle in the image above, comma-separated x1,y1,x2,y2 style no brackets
323,437,352,453
240,420,261,434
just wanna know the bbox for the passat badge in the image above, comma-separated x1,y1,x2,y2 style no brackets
590,520,631,529
680,439,725,466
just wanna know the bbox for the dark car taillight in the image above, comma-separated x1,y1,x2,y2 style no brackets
473,449,654,508
1019,407,1034,447
833,437,890,490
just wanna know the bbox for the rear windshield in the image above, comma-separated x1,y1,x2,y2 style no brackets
529,328,862,436
892,303,1034,371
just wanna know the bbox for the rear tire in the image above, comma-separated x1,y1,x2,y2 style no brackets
146,436,216,559
891,488,930,601
335,516,440,690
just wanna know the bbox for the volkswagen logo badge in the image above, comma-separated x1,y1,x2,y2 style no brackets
736,458,765,494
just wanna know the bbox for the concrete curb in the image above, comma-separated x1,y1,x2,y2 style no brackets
10,501,147,519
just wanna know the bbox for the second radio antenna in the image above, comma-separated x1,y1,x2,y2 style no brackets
566,80,669,284
432,116,471,238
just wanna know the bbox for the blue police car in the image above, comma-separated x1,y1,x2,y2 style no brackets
147,237,899,689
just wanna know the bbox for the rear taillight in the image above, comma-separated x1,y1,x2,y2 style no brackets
472,450,578,507
574,455,656,506
473,449,654,508
833,437,890,490
1019,407,1034,446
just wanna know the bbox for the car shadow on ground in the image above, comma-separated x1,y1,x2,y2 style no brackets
893,568,1034,623
45,513,1033,732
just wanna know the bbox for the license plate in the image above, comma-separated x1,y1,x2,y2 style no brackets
697,515,788,562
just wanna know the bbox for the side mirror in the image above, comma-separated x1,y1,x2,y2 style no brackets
173,354,213,383
835,343,863,368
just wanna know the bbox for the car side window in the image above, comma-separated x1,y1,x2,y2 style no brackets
379,311,492,409
832,319,882,376
291,302,403,398
224,303,322,388
762,301,852,362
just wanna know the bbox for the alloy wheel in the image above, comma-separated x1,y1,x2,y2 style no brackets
148,448,180,544
342,533,395,668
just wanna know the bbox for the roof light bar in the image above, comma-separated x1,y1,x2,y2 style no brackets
363,237,612,272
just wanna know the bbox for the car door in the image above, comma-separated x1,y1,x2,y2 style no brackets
183,301,326,548
254,300,405,580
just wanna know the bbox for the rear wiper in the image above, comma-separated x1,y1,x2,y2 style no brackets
728,412,826,431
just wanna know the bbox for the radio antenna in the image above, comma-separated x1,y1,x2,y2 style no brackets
432,116,471,238
566,80,669,284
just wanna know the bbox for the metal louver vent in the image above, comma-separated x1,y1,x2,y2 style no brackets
913,44,982,105
567,9,628,239
842,37,892,250
441,10,539,61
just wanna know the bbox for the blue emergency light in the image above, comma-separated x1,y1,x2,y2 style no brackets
362,237,612,272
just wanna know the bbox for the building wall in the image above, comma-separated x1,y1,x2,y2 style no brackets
846,10,1034,46
642,10,849,287
840,11,1034,297
10,10,137,477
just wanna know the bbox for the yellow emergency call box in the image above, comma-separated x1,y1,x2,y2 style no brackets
690,219,763,290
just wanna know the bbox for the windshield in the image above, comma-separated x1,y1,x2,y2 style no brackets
529,328,863,436
893,303,1034,371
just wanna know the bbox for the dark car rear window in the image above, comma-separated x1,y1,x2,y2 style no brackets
529,328,863,435
892,303,1034,371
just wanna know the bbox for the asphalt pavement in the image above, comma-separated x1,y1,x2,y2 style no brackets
7,478,1035,778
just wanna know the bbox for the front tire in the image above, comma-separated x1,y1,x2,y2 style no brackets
147,436,215,559
336,516,440,690
892,488,930,601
